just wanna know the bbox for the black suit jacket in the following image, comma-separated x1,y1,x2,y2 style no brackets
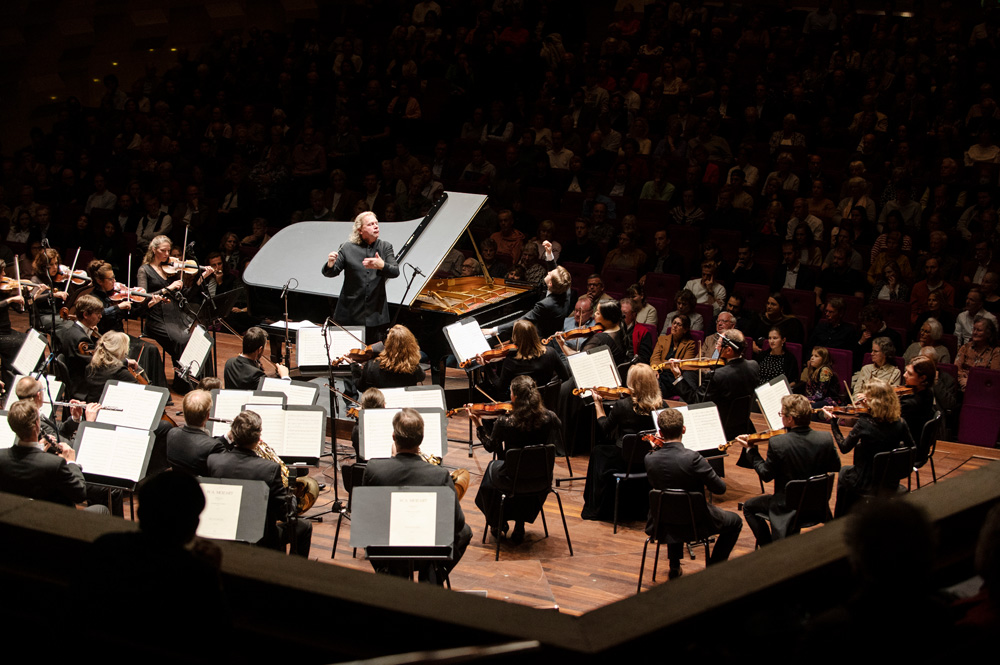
669,357,760,440
498,289,572,340
643,441,728,537
57,323,95,395
0,444,87,506
207,447,289,544
166,425,228,476
362,453,472,553
746,426,841,538
224,355,265,391
771,264,819,293
321,238,399,327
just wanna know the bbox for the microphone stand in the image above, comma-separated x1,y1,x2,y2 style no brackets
280,278,296,368
389,263,422,329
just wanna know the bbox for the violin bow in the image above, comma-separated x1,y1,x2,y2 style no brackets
474,384,497,403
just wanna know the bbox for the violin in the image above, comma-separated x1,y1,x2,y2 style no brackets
162,257,207,275
446,402,514,418
819,404,870,417
652,357,726,372
54,265,91,285
332,345,377,365
543,324,602,345
459,341,517,368
722,428,788,451
572,386,631,400
0,276,36,291
108,282,150,302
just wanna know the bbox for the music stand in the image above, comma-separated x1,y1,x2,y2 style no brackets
190,288,246,375
196,477,269,544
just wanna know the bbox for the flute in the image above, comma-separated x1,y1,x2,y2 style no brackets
49,401,123,411
208,416,233,424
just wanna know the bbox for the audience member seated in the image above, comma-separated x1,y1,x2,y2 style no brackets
955,317,1000,391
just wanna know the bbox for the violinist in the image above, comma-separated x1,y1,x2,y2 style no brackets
137,235,214,376
555,299,627,365
88,260,168,389
481,320,567,397
56,295,104,396
0,259,28,385
819,378,914,517
223,327,289,390
735,394,841,546
900,356,937,465
29,248,70,334
353,324,424,392
466,375,563,544
649,314,698,366
582,364,663,521
560,295,594,351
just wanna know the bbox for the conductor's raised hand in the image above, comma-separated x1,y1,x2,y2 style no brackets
327,251,338,268
362,252,385,270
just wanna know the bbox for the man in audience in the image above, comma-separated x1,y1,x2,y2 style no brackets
815,247,866,307
956,288,998,346
808,297,856,354
702,311,739,358
772,242,819,293
910,257,956,323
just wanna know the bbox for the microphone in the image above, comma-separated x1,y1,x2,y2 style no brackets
406,262,425,277
41,238,50,249
280,278,292,300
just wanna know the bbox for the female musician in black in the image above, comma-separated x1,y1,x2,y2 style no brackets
87,260,168,388
466,375,563,543
82,331,139,402
354,324,426,391
480,319,568,397
900,355,937,468
28,248,70,334
555,299,627,366
582,363,664,521
0,259,28,388
137,235,214,369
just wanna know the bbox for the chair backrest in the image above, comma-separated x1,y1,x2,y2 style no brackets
690,329,705,345
781,288,817,328
560,261,594,295
826,348,853,399
649,489,713,543
916,408,943,467
621,432,654,474
939,334,958,360
734,282,770,314
962,368,1000,409
694,302,714,326
786,342,803,368
506,444,556,495
647,297,672,331
601,267,638,299
346,463,368,505
785,472,835,532
827,293,864,324
877,300,911,330
871,447,915,491
643,273,681,302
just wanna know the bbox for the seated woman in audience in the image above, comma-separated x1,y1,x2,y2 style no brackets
602,229,647,272
354,324,426,391
852,337,901,393
955,317,1000,390
902,318,950,364
869,260,910,304
796,346,840,408
912,289,955,340
650,313,698,366
669,188,704,225
582,363,663,521
466,375,562,543
662,288,704,333
627,283,657,328
820,378,914,517
757,326,799,386
751,293,805,348
792,223,823,267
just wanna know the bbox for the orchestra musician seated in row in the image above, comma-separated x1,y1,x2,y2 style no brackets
82,331,142,402
482,249,570,342
649,314,698,367
14,376,91,444
582,363,664,521
88,259,168,388
362,408,471,583
29,248,71,335
0,400,109,514
645,408,742,579
207,410,312,557
223,326,289,390
736,394,841,546
560,295,595,352
478,319,567,399
353,324,424,391
0,259,28,387
466,375,562,544
819,378,915,518
56,294,105,395
166,389,228,476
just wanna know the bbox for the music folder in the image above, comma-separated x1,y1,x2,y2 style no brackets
359,407,448,460
179,324,214,378
209,389,287,437
379,385,446,410
350,486,455,561
443,317,491,367
196,477,269,543
242,403,326,465
73,421,155,489
566,345,621,391
0,411,18,449
256,376,320,406
95,381,170,432
12,329,47,376
296,324,365,369
654,402,728,453
755,374,791,431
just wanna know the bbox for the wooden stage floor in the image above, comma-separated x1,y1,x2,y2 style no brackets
26,314,1000,616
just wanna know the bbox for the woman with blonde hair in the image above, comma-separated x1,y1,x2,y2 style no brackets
82,332,139,402
583,363,665,521
354,324,426,391
820,378,914,517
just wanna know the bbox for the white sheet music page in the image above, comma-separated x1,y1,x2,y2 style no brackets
755,377,790,431
96,383,161,430
260,377,316,406
389,491,437,546
76,426,150,481
671,404,727,452
361,408,399,459
280,409,324,458
197,483,244,540
380,387,445,409
418,411,444,458
179,326,213,373
297,326,364,366
12,331,46,376
5,374,64,409
252,404,287,451
211,390,254,436
444,319,491,365
566,346,618,390
0,414,16,449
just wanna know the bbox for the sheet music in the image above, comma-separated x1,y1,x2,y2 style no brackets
279,409,325,458
260,377,317,406
96,383,162,431
12,331,46,376
297,326,364,366
418,411,445,458
6,374,63,409
444,319,491,365
76,426,151,481
389,491,437,546
274,319,319,331
668,403,727,452
0,413,16,449
211,391,285,436
755,376,791,431
252,404,288,450
360,409,398,459
380,386,445,409
566,346,619,390
179,325,213,374
197,483,244,540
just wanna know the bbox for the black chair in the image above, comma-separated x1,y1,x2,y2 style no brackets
539,378,574,480
332,463,367,560
481,444,573,561
871,446,915,495
783,472,836,536
913,408,944,488
637,489,713,593
612,433,653,534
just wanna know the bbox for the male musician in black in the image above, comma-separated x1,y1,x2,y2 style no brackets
207,410,312,556
362,408,472,584
56,294,104,397
322,211,400,344
166,389,228,476
737,394,841,546
483,250,571,341
223,326,288,390
14,376,89,443
645,408,742,578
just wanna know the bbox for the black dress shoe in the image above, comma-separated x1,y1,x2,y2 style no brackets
510,522,525,544
668,566,683,580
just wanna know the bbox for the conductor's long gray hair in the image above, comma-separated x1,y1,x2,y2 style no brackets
348,211,377,245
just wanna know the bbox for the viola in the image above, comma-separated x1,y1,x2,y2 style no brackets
642,433,668,448
0,276,36,291
446,402,513,418
817,404,869,417
651,357,726,372
459,341,517,368
572,386,631,400
543,324,602,345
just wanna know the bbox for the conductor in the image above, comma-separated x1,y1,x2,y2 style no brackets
322,211,400,342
